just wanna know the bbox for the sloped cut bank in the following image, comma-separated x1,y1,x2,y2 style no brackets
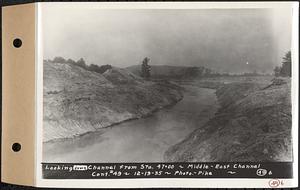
43,61,183,142
165,78,292,162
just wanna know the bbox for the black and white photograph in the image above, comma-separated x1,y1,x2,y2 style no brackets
1,1,298,189
41,3,294,168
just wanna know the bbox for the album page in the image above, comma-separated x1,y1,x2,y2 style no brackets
1,2,299,188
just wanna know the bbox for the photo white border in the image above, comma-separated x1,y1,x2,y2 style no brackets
35,2,299,188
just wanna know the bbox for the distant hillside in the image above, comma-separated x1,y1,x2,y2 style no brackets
165,78,292,162
126,65,216,79
43,61,183,142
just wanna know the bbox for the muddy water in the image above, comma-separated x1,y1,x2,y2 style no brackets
43,85,218,162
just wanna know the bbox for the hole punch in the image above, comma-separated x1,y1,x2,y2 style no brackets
12,143,21,152
13,38,22,48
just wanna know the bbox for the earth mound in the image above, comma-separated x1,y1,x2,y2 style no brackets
165,78,292,162
43,61,182,142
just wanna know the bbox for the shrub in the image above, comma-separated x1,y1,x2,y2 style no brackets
52,56,66,63
74,58,88,69
66,58,76,64
89,64,112,74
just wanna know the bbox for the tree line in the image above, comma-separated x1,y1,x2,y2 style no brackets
139,57,270,79
47,57,112,74
274,51,291,77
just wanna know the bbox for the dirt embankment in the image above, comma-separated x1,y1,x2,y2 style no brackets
165,77,292,162
43,61,183,142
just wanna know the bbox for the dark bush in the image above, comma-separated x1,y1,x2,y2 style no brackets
52,56,66,63
74,58,88,69
89,64,112,74
66,58,76,64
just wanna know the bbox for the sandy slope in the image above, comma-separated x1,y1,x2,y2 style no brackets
43,61,183,142
165,77,292,162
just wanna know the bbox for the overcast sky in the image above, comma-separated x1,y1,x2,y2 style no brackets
42,4,292,73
